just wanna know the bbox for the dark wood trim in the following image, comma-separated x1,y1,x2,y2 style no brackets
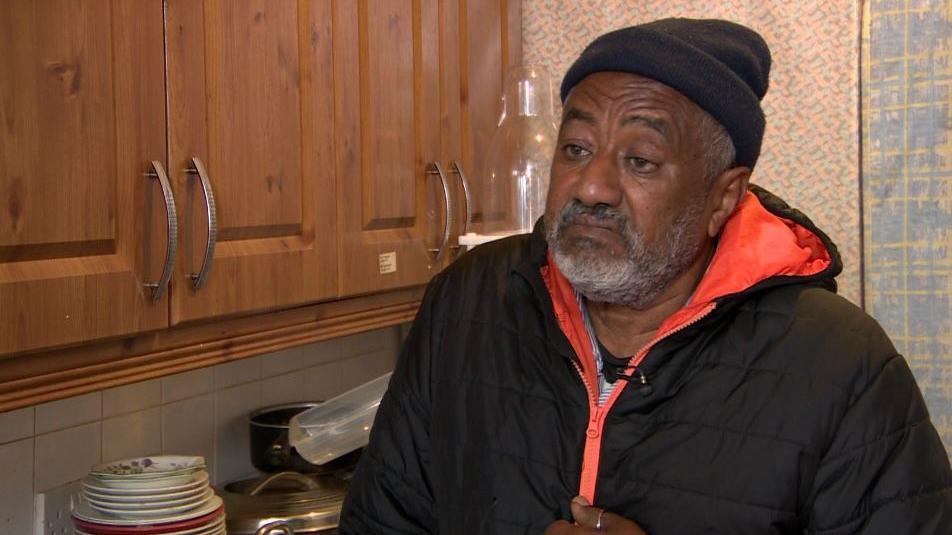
0,288,424,412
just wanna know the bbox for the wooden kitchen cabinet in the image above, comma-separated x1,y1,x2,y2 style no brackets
0,1,170,354
451,0,523,240
336,0,522,295
166,0,338,324
334,0,446,296
0,0,339,354
166,0,523,304
0,0,520,410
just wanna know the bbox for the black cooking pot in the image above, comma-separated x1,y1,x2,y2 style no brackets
249,402,362,474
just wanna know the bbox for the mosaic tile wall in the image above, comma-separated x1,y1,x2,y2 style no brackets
863,0,952,454
523,0,863,305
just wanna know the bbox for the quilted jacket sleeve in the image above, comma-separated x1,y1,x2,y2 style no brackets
805,340,952,534
337,277,443,534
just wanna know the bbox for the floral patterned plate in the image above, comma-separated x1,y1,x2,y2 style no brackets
90,456,206,479
83,471,209,494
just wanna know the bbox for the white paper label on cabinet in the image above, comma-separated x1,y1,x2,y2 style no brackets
378,252,397,274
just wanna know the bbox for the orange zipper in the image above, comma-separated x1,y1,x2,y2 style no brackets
574,302,717,503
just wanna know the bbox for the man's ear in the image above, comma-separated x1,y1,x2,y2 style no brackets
706,166,750,238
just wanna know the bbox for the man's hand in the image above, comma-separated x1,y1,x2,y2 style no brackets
544,496,648,534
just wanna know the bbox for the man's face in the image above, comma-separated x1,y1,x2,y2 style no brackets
544,71,715,309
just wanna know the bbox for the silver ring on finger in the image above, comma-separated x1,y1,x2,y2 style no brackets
595,508,605,530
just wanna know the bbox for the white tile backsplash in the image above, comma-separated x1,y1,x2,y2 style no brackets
260,371,311,407
297,337,345,367
338,327,397,359
102,407,162,463
303,360,346,400
0,406,34,444
102,379,161,418
34,392,101,435
262,338,344,377
0,327,402,533
162,368,215,403
35,422,101,492
162,395,215,483
340,349,397,389
214,382,261,485
0,438,33,534
260,346,307,377
214,357,262,389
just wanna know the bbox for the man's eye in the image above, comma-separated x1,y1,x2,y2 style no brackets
627,157,658,172
562,144,590,158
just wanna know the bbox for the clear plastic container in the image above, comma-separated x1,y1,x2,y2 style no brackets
288,372,392,465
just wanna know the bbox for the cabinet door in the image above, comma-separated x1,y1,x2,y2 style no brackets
455,0,522,234
0,1,169,354
167,0,337,324
335,0,446,296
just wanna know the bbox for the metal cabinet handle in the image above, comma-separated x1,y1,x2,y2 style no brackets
144,160,177,301
426,162,453,261
184,157,217,290
449,161,472,235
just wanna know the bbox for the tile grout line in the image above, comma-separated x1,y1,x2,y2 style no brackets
31,419,37,535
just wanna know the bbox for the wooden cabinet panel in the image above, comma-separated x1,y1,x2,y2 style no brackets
0,1,169,353
205,3,304,233
458,0,522,231
336,0,445,296
167,0,338,323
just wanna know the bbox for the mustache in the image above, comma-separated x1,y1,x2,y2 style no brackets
555,201,630,234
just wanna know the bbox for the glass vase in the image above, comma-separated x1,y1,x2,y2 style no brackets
480,64,559,235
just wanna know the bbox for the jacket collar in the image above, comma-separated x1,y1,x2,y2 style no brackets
663,185,838,327
527,185,841,345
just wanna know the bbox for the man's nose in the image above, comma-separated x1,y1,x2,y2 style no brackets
575,152,623,207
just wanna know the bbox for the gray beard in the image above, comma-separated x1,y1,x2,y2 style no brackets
545,199,706,310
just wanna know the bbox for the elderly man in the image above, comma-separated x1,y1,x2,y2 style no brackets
339,18,952,534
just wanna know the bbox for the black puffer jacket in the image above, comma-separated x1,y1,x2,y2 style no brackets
340,187,952,534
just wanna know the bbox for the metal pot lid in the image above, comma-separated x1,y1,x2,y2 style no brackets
220,471,348,534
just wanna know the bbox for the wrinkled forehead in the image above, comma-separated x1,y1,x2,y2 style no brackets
560,72,708,140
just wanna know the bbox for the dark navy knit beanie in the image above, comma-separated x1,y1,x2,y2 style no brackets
560,18,771,169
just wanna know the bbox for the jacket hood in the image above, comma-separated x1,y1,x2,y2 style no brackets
690,184,840,305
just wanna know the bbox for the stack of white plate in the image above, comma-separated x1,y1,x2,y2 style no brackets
71,455,224,535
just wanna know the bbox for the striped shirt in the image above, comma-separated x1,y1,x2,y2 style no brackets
577,292,617,406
